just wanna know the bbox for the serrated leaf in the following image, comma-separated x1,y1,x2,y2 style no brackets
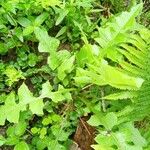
35,27,60,54
103,91,137,100
40,82,72,103
88,60,144,90
19,83,44,115
0,83,44,125
0,92,24,125
88,112,117,129
95,4,143,58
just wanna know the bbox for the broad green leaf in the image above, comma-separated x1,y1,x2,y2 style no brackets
48,50,71,70
40,81,53,98
86,60,144,90
29,99,44,115
40,82,72,103
35,27,60,54
57,55,75,80
17,17,31,27
34,12,49,26
55,9,69,26
87,115,103,127
14,141,29,150
5,136,20,146
76,44,98,67
88,112,117,129
119,122,147,147
105,113,117,129
14,27,23,42
19,83,44,115
74,67,106,86
15,121,27,136
0,92,22,125
23,26,34,36
0,83,44,125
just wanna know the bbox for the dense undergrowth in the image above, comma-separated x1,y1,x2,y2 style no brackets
0,0,150,150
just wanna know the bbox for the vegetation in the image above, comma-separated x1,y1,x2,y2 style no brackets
0,0,149,149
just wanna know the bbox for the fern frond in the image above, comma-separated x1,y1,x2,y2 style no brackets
94,4,143,58
76,3,150,122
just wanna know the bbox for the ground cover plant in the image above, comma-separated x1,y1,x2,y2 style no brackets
0,0,150,150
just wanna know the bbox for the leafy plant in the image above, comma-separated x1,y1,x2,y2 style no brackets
0,0,150,149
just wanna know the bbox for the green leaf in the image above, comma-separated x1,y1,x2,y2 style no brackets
95,4,143,58
40,82,72,103
40,81,53,98
15,121,27,136
105,113,118,129
14,27,23,42
0,83,44,125
5,137,20,146
77,60,144,90
4,66,24,86
23,26,34,36
88,112,117,129
87,115,103,127
55,26,67,37
35,27,60,54
14,141,29,150
42,116,52,125
48,50,71,70
0,42,8,54
31,127,40,134
39,0,61,7
0,92,22,125
91,144,114,150
28,53,38,67
76,44,99,67
40,127,47,139
57,55,75,80
19,83,44,115
55,9,69,26
34,12,49,26
17,17,32,27
29,99,44,115
103,91,137,100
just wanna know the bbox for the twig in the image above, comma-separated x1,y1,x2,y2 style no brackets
101,88,106,112
79,118,91,136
